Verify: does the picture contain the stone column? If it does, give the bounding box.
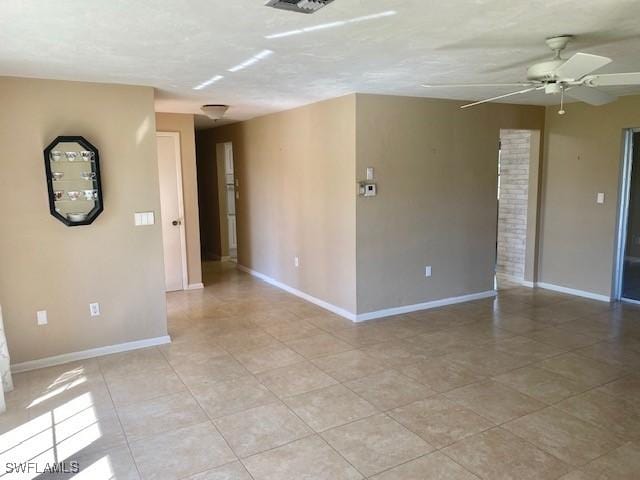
[0,304,13,413]
[497,130,531,281]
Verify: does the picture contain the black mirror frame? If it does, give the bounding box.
[44,136,104,226]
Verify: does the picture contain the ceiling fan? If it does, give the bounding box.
[422,35,640,114]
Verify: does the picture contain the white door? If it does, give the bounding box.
[157,132,188,292]
[226,184,236,215]
[228,215,237,249]
[224,143,234,175]
[222,142,238,251]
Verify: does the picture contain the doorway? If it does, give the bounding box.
[495,130,533,287]
[157,132,188,292]
[216,142,238,261]
[614,129,640,302]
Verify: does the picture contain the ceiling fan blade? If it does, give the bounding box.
[422,83,533,88]
[554,53,612,80]
[566,86,617,106]
[583,72,640,87]
[460,86,543,109]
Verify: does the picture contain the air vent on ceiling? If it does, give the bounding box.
[265,0,335,14]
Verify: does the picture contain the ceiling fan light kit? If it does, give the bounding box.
[423,35,640,114]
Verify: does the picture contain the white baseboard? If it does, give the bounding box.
[10,335,172,374]
[186,283,204,290]
[355,290,497,322]
[535,282,611,302]
[237,265,357,320]
[237,264,497,323]
[505,277,610,302]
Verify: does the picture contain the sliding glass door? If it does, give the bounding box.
[621,131,640,301]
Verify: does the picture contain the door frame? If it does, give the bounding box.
[215,141,238,260]
[495,129,541,287]
[612,128,640,302]
[223,142,238,251]
[157,131,189,291]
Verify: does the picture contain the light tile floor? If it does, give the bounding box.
[3,261,640,479]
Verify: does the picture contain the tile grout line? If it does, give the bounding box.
[62,268,638,479]
[175,330,337,478]
[218,339,386,477]
[97,352,146,480]
[161,344,254,479]
[365,451,482,480]
[273,388,370,478]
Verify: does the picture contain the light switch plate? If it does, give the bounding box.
[366,167,374,180]
[294,256,300,268]
[134,212,155,226]
[597,193,605,204]
[37,310,47,326]
[425,266,432,278]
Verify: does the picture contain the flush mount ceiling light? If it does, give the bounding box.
[265,0,335,14]
[201,104,229,120]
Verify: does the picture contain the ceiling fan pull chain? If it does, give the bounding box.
[558,86,566,115]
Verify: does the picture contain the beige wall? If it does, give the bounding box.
[203,95,357,313]
[355,94,545,313]
[155,113,202,286]
[538,96,640,296]
[199,93,546,316]
[0,77,168,364]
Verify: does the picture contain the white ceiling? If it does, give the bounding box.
[2,0,640,127]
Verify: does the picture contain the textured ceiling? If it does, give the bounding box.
[1,0,640,127]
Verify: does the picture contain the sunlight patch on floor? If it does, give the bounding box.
[0,366,102,479]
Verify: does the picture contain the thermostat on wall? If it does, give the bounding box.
[359,182,377,197]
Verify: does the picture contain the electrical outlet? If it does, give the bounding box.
[425,266,432,278]
[294,256,300,268]
[37,310,48,326]
[89,303,100,317]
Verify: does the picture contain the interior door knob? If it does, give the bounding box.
[172,220,181,226]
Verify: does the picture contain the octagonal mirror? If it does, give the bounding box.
[44,136,103,226]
